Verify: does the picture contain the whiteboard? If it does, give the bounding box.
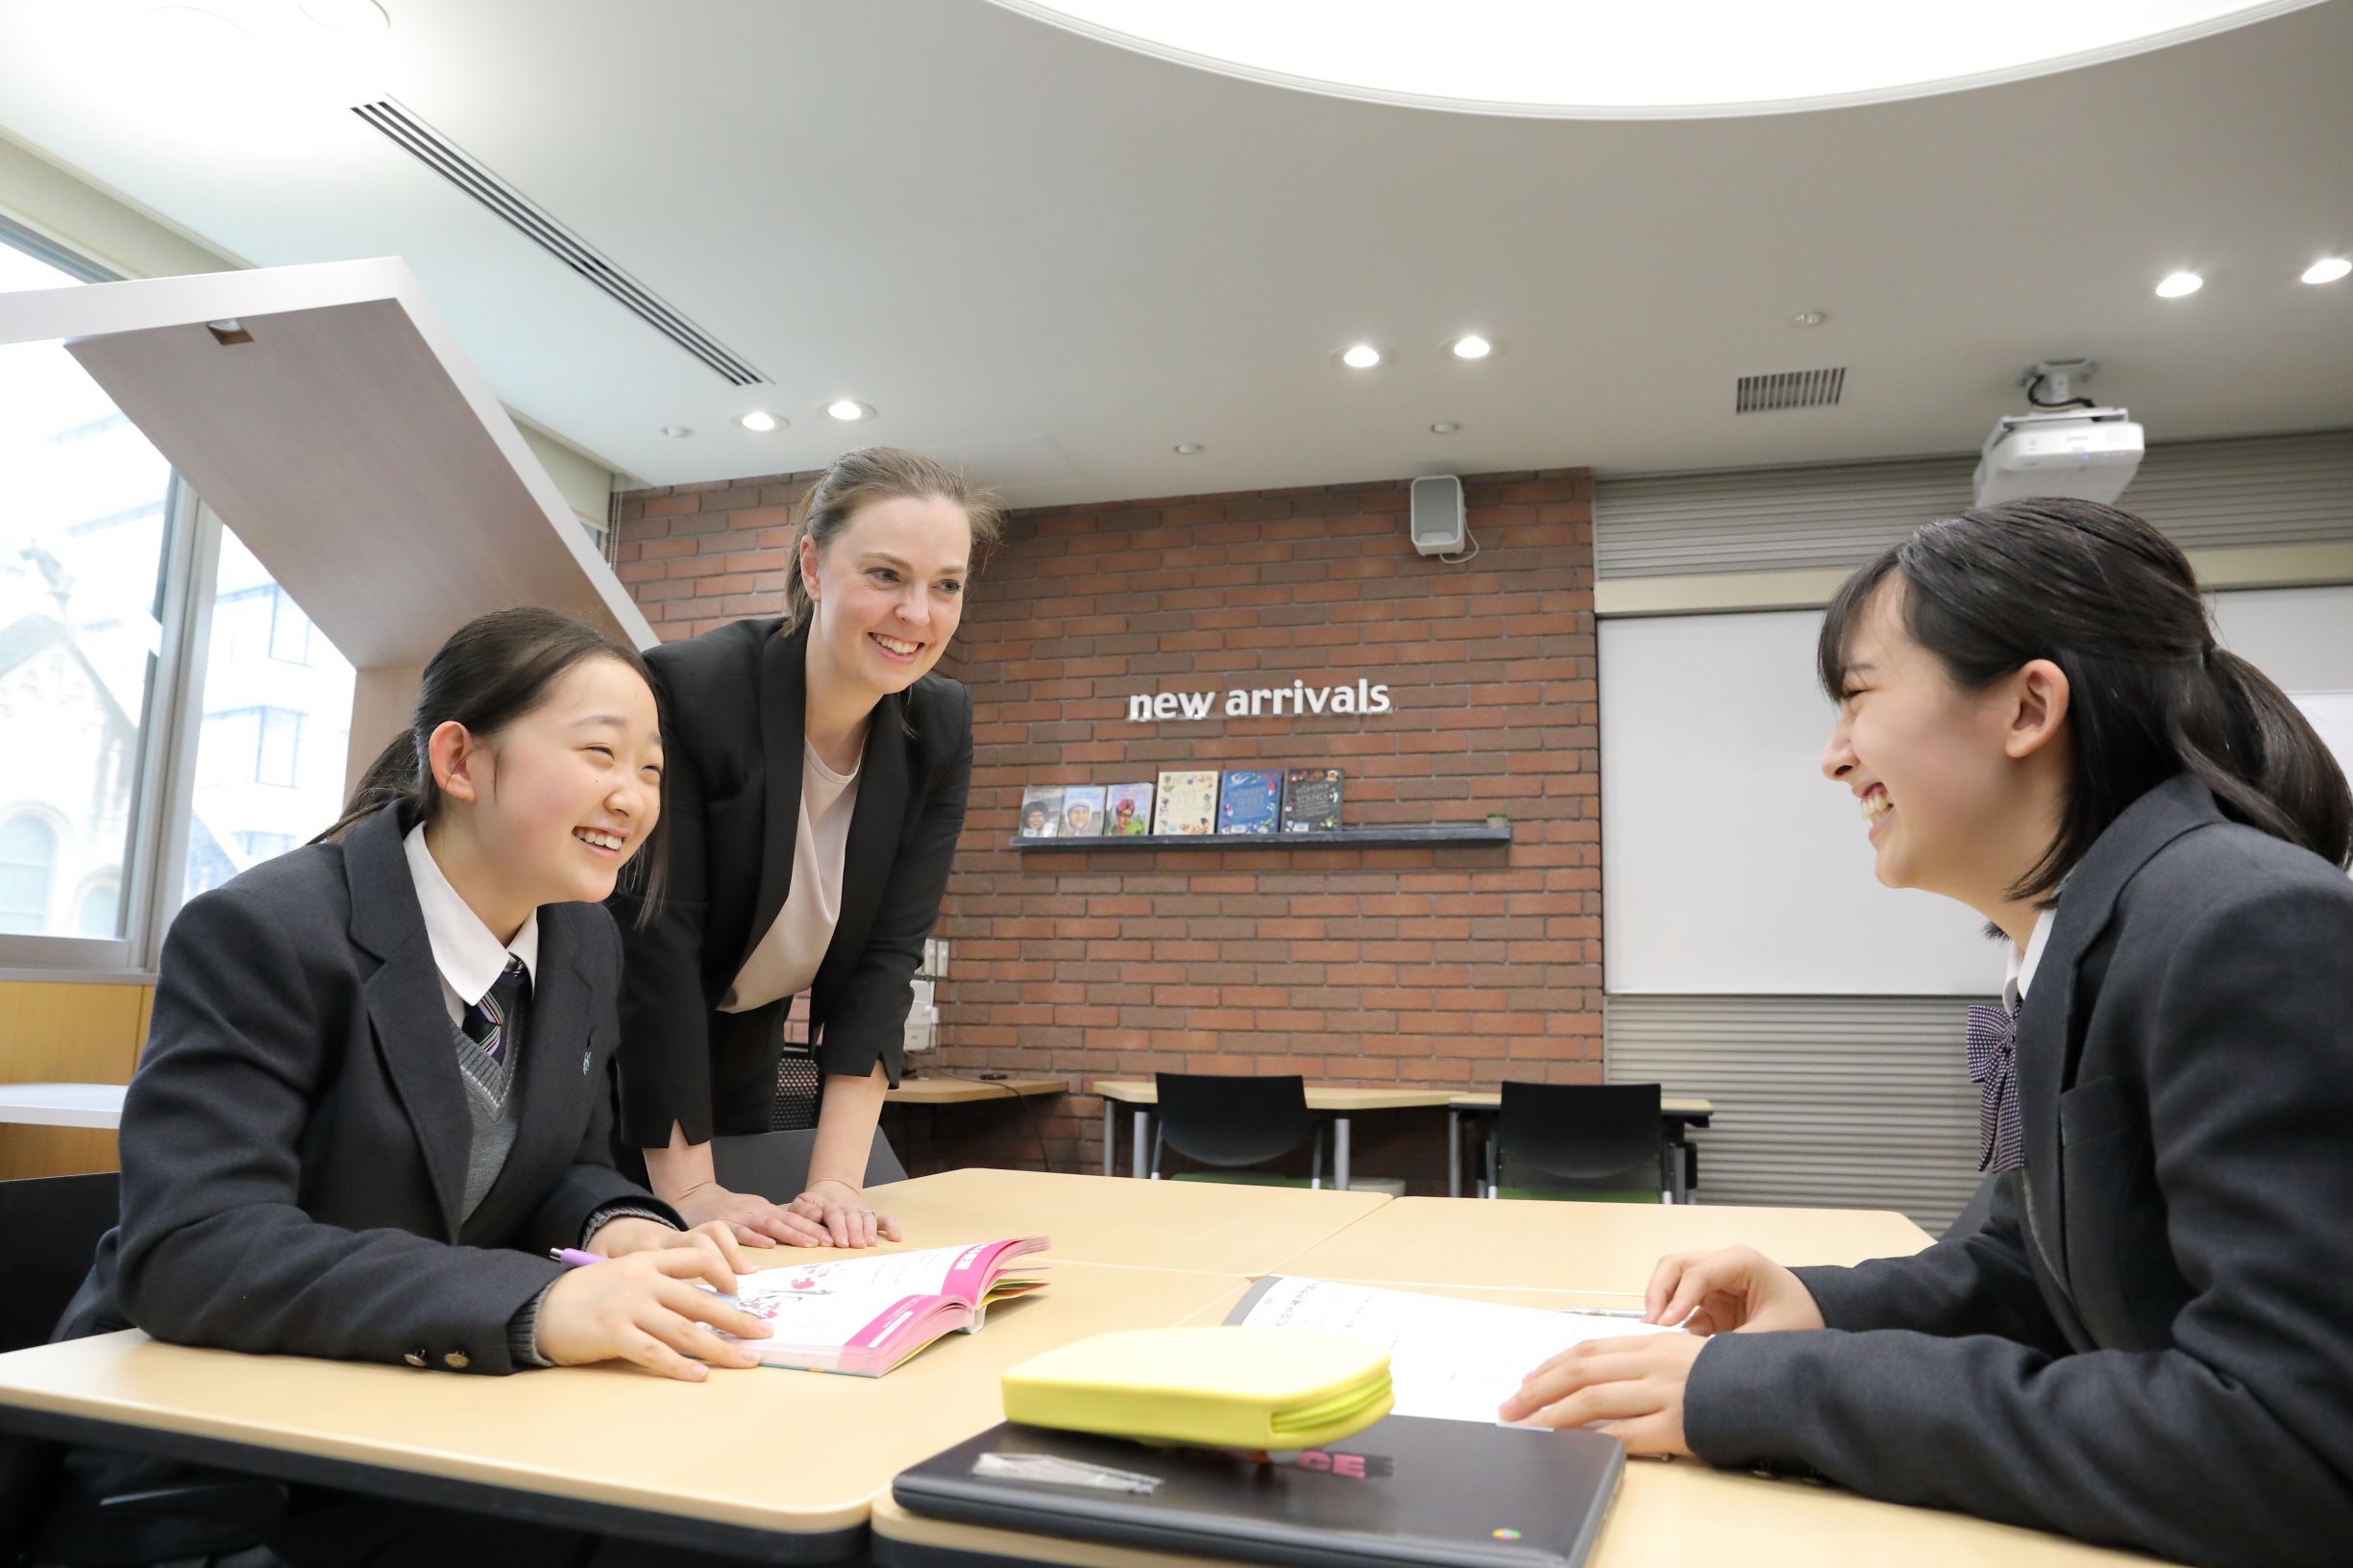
[1602,584,2353,995]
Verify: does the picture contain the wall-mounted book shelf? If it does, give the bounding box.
[1008,822,1513,852]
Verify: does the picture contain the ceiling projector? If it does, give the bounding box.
[1973,356,2143,507]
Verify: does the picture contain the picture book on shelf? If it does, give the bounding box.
[1216,769,1284,834]
[705,1237,1051,1377]
[1060,784,1107,837]
[1106,781,1155,836]
[1152,770,1218,836]
[1017,785,1065,837]
[1281,768,1345,832]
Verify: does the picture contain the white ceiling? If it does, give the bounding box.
[0,0,2347,507]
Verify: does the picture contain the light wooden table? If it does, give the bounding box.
[1267,1194,1934,1298]
[868,1166,1390,1276]
[870,1269,2156,1568]
[885,1074,1067,1106]
[0,1261,1244,1563]
[0,1081,127,1128]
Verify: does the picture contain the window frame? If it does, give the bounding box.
[0,227,221,980]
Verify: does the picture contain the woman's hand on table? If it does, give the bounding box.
[788,1178,902,1247]
[1645,1244,1826,1335]
[1499,1333,1706,1455]
[535,1247,772,1382]
[667,1181,834,1248]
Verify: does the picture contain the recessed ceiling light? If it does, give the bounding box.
[738,410,781,432]
[1429,421,1459,434]
[2154,271,2204,299]
[2302,257,2351,285]
[297,0,390,33]
[658,425,692,438]
[1788,309,1829,328]
[1339,344,1382,370]
[1450,334,1492,360]
[1174,442,1205,454]
[826,400,871,421]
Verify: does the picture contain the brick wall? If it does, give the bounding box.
[612,467,1601,1192]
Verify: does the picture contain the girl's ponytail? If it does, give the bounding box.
[313,730,426,844]
[2182,647,2353,869]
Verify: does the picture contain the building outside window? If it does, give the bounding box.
[0,237,174,942]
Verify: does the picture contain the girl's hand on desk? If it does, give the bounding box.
[1645,1245,1826,1335]
[1499,1334,1706,1456]
[536,1248,772,1381]
[588,1217,759,1293]
[670,1181,833,1248]
[789,1179,901,1248]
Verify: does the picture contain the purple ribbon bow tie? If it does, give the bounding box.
[1966,1001,2024,1174]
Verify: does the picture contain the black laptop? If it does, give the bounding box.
[893,1413,1624,1568]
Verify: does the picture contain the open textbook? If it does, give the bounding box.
[705,1237,1050,1376]
[1227,1275,1684,1425]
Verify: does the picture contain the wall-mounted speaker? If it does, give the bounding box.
[1409,475,1464,556]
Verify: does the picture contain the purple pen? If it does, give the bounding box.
[550,1248,607,1268]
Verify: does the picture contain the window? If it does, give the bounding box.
[0,815,60,934]
[1,230,177,948]
[181,527,354,898]
[77,880,121,938]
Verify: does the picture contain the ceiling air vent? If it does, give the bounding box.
[1735,367,1846,414]
[354,99,768,387]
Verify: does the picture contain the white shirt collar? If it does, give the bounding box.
[403,822,538,1009]
[2004,904,2056,1015]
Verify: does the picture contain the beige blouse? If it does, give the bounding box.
[718,742,861,1014]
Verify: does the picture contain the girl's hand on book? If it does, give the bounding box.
[670,1181,833,1249]
[789,1179,902,1248]
[536,1248,772,1381]
[1499,1333,1704,1455]
[1644,1245,1826,1335]
[588,1217,759,1294]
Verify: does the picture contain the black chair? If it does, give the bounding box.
[711,1125,908,1200]
[0,1173,121,1547]
[1486,1082,1673,1203]
[1149,1072,1323,1188]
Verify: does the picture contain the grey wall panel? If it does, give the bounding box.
[1595,429,2353,580]
[1608,994,1986,1235]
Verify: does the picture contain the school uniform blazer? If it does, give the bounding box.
[610,616,972,1148]
[57,801,674,1376]
[1684,773,2353,1567]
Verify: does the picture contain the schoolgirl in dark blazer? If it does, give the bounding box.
[612,448,999,1250]
[1502,501,2353,1567]
[42,609,771,1563]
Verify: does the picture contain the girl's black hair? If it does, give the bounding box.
[1819,497,2353,903]
[314,606,669,910]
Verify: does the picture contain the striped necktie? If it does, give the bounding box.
[1966,1000,2024,1173]
[461,956,528,1066]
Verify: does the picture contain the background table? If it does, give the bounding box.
[1090,1079,1457,1188]
[0,1081,127,1129]
[885,1074,1066,1106]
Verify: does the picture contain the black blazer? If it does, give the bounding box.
[58,801,671,1376]
[610,616,972,1147]
[1684,774,2353,1566]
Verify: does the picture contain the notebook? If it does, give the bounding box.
[894,1414,1624,1568]
[702,1237,1049,1376]
[1226,1276,1683,1424]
